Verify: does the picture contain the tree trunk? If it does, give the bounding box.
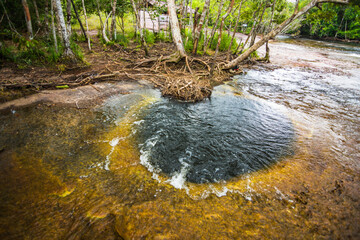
[204,0,224,54]
[335,9,345,38]
[192,0,210,54]
[66,0,72,36]
[263,0,277,61]
[96,0,104,32]
[44,0,49,35]
[130,0,149,56]
[210,0,234,75]
[21,0,33,40]
[111,0,117,40]
[223,0,349,69]
[188,0,193,27]
[81,0,91,50]
[53,0,74,57]
[70,0,87,42]
[192,7,199,39]
[167,0,186,56]
[179,0,186,31]
[32,0,41,27]
[50,0,58,52]
[214,0,234,56]
[102,12,111,43]
[202,10,210,53]
[227,0,245,59]
[249,2,268,48]
[121,16,125,35]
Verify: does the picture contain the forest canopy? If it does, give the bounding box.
[298,2,360,40]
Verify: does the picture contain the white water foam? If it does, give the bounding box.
[139,140,261,200]
[166,158,190,189]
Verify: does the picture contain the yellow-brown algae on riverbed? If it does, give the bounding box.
[0,85,359,239]
[89,97,359,239]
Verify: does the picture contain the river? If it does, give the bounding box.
[0,37,359,239]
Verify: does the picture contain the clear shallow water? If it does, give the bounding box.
[0,38,360,239]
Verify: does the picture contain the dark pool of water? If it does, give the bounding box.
[136,94,295,183]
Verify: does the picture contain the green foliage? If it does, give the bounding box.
[0,29,14,41]
[299,3,360,40]
[210,32,238,53]
[71,31,87,42]
[144,30,155,44]
[0,44,16,61]
[15,37,46,65]
[70,41,84,61]
[0,35,85,66]
[157,31,171,42]
[47,45,63,63]
[251,50,259,59]
[184,29,194,53]
[114,33,129,47]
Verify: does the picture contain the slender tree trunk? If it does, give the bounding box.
[167,0,186,56]
[214,0,234,55]
[121,16,125,35]
[344,20,347,39]
[204,0,224,54]
[22,0,33,40]
[111,0,117,40]
[192,7,199,39]
[210,0,234,75]
[227,0,245,59]
[81,0,91,50]
[264,0,277,61]
[142,7,146,41]
[188,0,193,27]
[335,9,345,38]
[44,0,49,34]
[70,0,87,42]
[249,2,268,48]
[54,0,74,57]
[66,0,72,36]
[202,10,210,53]
[237,6,260,54]
[32,0,41,27]
[192,0,210,54]
[50,0,58,52]
[1,0,21,37]
[96,0,104,32]
[130,0,149,56]
[106,11,110,34]
[179,0,186,31]
[223,0,349,70]
[102,12,111,43]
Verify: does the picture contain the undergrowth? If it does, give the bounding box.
[182,29,239,55]
[0,35,84,67]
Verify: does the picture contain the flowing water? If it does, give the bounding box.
[0,38,359,239]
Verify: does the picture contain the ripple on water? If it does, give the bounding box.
[136,94,295,184]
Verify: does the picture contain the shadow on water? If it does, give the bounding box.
[136,93,295,184]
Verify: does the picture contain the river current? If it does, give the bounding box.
[0,38,359,239]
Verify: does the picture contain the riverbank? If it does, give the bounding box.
[1,33,359,109]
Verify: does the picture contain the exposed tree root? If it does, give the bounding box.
[0,49,241,103]
[162,75,212,102]
[119,51,236,102]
